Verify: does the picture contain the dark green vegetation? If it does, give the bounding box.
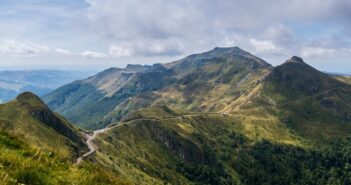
[0,93,127,185]
[7,47,351,184]
[95,107,351,185]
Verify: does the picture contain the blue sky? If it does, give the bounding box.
[0,0,350,73]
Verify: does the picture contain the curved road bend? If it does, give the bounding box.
[76,112,231,164]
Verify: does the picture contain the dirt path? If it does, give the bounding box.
[76,124,122,164]
[76,112,230,164]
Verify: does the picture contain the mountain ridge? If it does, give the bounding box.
[43,46,272,129]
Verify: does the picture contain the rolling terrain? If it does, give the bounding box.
[0,70,92,103]
[11,47,351,184]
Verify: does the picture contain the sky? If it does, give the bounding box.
[0,0,350,73]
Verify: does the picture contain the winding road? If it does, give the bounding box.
[76,128,106,164]
[76,112,232,164]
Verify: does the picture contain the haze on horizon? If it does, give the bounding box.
[0,0,350,73]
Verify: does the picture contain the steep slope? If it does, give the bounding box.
[91,56,351,184]
[101,47,272,127]
[95,106,351,185]
[44,64,176,129]
[255,57,351,141]
[0,92,86,157]
[0,92,126,185]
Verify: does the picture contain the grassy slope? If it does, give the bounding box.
[94,107,300,184]
[0,92,86,158]
[0,92,128,184]
[44,65,176,130]
[94,57,351,184]
[0,131,125,185]
[95,106,351,185]
[255,57,351,142]
[335,75,351,85]
[104,47,272,126]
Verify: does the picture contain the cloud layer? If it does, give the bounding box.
[0,39,71,57]
[84,0,351,62]
[0,0,351,72]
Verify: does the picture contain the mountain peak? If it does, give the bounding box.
[285,56,306,64]
[125,64,149,72]
[168,46,272,68]
[16,92,43,103]
[211,46,250,56]
[16,92,48,109]
[213,46,243,51]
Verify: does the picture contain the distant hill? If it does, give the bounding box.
[0,70,93,103]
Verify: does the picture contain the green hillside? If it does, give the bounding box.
[43,64,176,129]
[94,107,351,185]
[0,131,125,185]
[258,57,351,142]
[0,92,86,157]
[92,55,351,184]
[0,92,127,185]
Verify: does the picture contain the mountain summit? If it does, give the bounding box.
[286,56,305,64]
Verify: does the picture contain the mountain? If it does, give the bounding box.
[0,70,93,103]
[0,92,125,185]
[42,47,351,184]
[92,56,351,184]
[44,47,272,129]
[256,56,351,141]
[43,64,176,129]
[6,47,351,184]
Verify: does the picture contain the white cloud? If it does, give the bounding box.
[249,39,282,53]
[80,51,107,58]
[82,0,351,63]
[108,45,132,58]
[54,48,72,55]
[300,47,348,58]
[108,38,183,57]
[0,39,51,57]
[0,39,75,57]
[0,39,112,59]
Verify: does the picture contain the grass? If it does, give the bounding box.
[93,102,351,184]
[0,131,126,185]
[0,93,87,158]
[93,105,308,184]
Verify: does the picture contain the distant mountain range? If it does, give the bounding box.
[2,47,351,184]
[0,70,94,102]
